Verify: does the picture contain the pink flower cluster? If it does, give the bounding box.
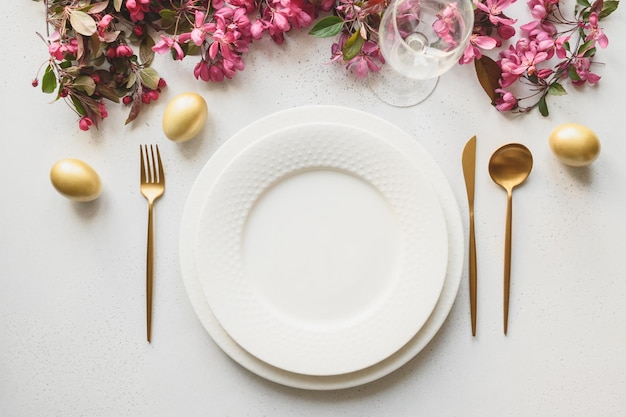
[462,0,612,113]
[151,0,318,82]
[432,2,464,51]
[329,34,385,78]
[324,0,386,78]
[36,0,617,130]
[125,0,151,22]
[47,32,78,61]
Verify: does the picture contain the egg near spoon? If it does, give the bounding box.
[549,123,600,167]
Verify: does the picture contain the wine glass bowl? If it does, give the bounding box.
[370,0,474,106]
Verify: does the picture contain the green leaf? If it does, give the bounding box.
[538,95,549,117]
[583,46,597,57]
[71,95,87,116]
[139,67,160,90]
[114,0,123,12]
[577,39,595,55]
[548,82,567,96]
[140,36,156,66]
[69,10,97,36]
[73,75,96,96]
[474,55,502,105]
[600,0,619,18]
[568,65,582,81]
[577,0,591,6]
[309,16,344,38]
[41,65,57,94]
[126,72,137,89]
[159,9,178,30]
[342,30,365,61]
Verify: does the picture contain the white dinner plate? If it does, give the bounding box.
[179,105,464,390]
[194,122,448,376]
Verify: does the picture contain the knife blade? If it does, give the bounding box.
[462,136,477,336]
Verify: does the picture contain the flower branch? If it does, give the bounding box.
[34,0,618,131]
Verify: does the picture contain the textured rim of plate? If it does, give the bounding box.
[179,105,464,390]
[194,121,448,376]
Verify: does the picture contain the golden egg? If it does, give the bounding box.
[50,158,102,202]
[549,123,600,167]
[162,92,208,142]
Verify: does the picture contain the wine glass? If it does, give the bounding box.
[369,0,474,107]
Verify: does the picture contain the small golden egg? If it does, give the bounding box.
[162,92,208,142]
[549,123,600,167]
[50,158,102,202]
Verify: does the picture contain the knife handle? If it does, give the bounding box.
[469,212,477,336]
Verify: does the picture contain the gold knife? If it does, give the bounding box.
[462,136,477,336]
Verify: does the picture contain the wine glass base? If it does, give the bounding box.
[368,65,439,107]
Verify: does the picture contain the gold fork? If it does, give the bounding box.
[140,144,165,343]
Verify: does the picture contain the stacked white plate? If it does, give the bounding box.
[179,105,464,390]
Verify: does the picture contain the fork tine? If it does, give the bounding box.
[150,145,157,183]
[140,145,146,184]
[155,145,164,184]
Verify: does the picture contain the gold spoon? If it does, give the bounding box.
[488,143,533,335]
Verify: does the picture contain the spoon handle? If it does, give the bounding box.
[503,190,513,335]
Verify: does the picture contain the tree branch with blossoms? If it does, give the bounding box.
[34,0,324,130]
[33,0,619,131]
[461,0,619,115]
[34,0,168,130]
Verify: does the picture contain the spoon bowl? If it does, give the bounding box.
[488,143,533,335]
[489,144,533,191]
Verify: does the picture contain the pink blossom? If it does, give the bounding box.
[318,0,336,12]
[287,0,316,29]
[116,44,134,58]
[48,38,79,61]
[98,14,113,30]
[570,57,601,86]
[555,34,570,59]
[78,116,94,131]
[433,2,462,50]
[152,35,185,60]
[497,45,522,87]
[497,23,516,40]
[346,41,384,78]
[535,67,553,79]
[187,11,217,46]
[125,0,150,22]
[584,12,609,48]
[459,34,497,64]
[329,35,384,78]
[98,102,108,119]
[194,60,211,82]
[229,0,257,13]
[494,88,517,111]
[474,0,517,26]
[252,0,316,43]
[520,19,556,38]
[526,0,558,20]
[500,38,549,76]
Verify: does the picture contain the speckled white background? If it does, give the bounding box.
[2,1,626,416]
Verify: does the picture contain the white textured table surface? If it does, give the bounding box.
[2,2,626,416]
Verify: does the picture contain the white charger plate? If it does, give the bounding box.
[179,105,464,390]
[194,122,448,376]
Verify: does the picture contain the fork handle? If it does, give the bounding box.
[146,201,155,343]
